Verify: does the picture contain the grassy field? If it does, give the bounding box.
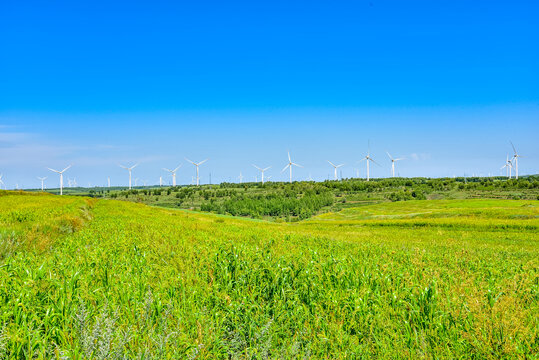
[0,192,537,358]
[40,176,539,223]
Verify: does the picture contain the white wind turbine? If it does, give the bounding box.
[185,158,208,186]
[37,176,47,191]
[327,161,344,180]
[510,141,522,179]
[253,165,271,184]
[107,177,111,188]
[163,164,182,186]
[281,151,303,183]
[386,152,404,177]
[47,165,72,195]
[238,172,244,184]
[501,155,513,179]
[119,163,138,190]
[359,145,379,181]
[0,174,4,190]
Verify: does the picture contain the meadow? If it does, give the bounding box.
[0,191,537,358]
[52,176,539,222]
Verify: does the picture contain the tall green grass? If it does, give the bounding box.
[0,194,537,358]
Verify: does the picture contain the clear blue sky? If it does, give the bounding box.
[1,0,538,188]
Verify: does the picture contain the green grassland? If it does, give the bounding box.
[0,191,537,358]
[44,176,539,223]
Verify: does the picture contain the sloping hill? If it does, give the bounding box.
[0,193,537,358]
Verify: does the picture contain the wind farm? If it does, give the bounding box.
[1,1,538,358]
[0,140,532,193]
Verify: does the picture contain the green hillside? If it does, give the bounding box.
[0,192,537,358]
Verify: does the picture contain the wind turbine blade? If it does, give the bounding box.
[327,160,336,167]
[252,164,262,171]
[370,158,382,167]
[199,159,208,165]
[288,151,291,162]
[185,158,196,165]
[281,164,290,173]
[263,166,271,171]
[130,163,139,170]
[163,168,172,173]
[386,152,393,160]
[394,158,405,161]
[173,164,183,172]
[292,163,303,168]
[48,168,60,173]
[336,164,344,168]
[510,141,517,154]
[358,158,366,163]
[61,165,72,173]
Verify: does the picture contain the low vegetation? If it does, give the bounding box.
[96,176,539,221]
[0,191,537,358]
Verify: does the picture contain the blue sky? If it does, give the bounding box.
[1,0,538,188]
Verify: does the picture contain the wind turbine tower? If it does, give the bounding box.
[238,172,243,184]
[253,165,271,184]
[37,176,47,191]
[185,159,208,186]
[163,164,182,187]
[119,163,138,190]
[0,174,4,190]
[386,152,404,177]
[281,151,303,183]
[359,144,379,181]
[47,165,72,195]
[510,141,522,179]
[327,161,344,180]
[501,155,513,179]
